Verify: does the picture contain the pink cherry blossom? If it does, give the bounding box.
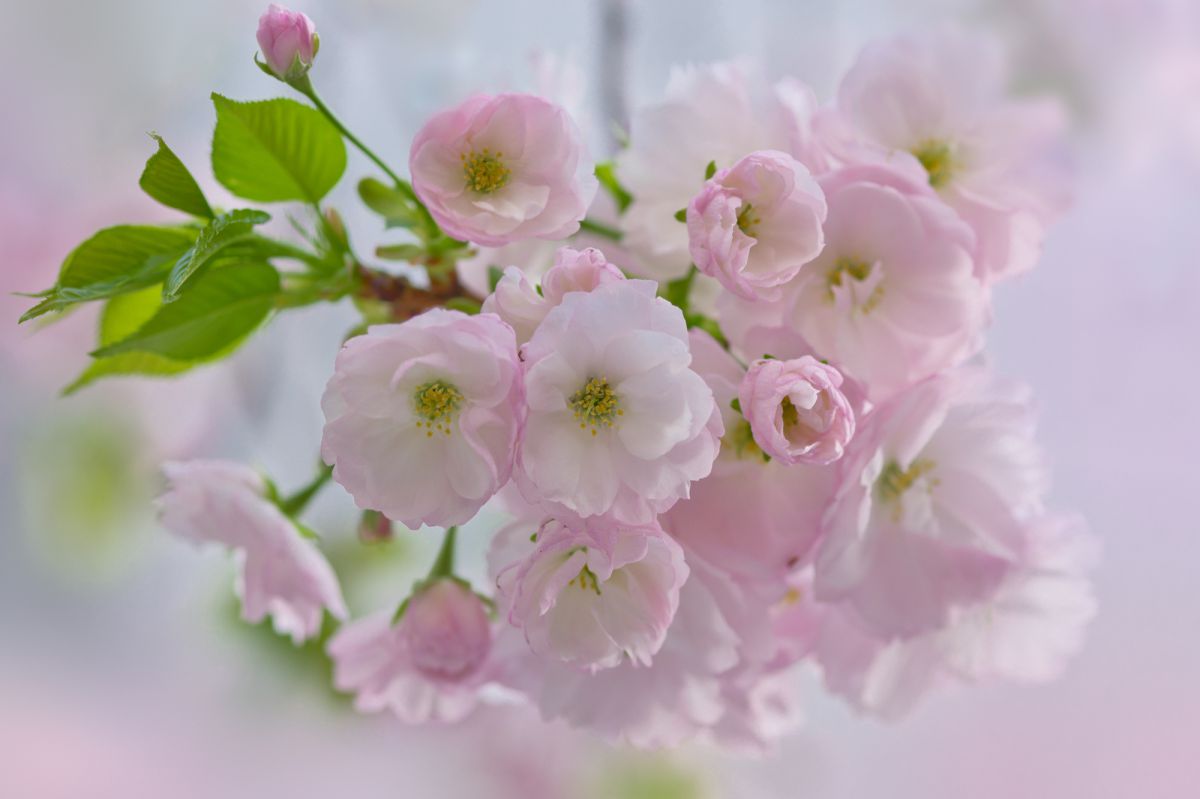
[662,331,837,588]
[781,164,987,403]
[815,368,1049,638]
[481,246,626,345]
[409,93,597,247]
[739,355,855,465]
[481,265,545,345]
[516,280,721,524]
[539,246,626,303]
[158,460,346,643]
[811,514,1097,718]
[256,4,317,80]
[492,531,783,748]
[831,28,1071,283]
[617,62,825,281]
[328,580,494,724]
[321,309,522,530]
[497,517,688,671]
[687,150,826,300]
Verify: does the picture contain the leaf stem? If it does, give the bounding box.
[290,76,440,236]
[579,217,624,241]
[279,462,334,516]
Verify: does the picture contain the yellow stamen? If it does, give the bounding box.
[413,380,463,436]
[461,148,511,194]
[569,377,621,434]
[911,139,957,189]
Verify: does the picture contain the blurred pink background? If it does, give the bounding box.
[2,1,1198,796]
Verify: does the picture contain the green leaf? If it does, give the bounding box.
[94,261,280,360]
[63,286,192,394]
[139,134,213,218]
[674,208,687,223]
[211,93,347,203]
[595,161,633,213]
[164,208,271,299]
[21,225,197,322]
[375,243,425,261]
[358,177,420,228]
[704,160,717,180]
[487,265,504,292]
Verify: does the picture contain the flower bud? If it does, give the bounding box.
[401,579,491,682]
[256,4,318,81]
[739,356,855,465]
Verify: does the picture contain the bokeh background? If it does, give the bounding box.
[2,1,1198,797]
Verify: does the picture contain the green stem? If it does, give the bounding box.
[426,526,458,580]
[279,463,334,516]
[291,76,403,186]
[290,77,440,238]
[579,217,624,241]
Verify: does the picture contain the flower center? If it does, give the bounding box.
[724,419,770,463]
[569,377,622,436]
[736,201,761,238]
[569,564,602,595]
[911,139,957,189]
[461,148,511,194]
[876,458,938,503]
[826,257,884,314]
[413,380,463,437]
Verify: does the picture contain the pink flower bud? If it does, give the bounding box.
[256,4,318,80]
[401,579,491,682]
[739,356,855,465]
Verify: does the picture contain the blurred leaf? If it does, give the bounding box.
[375,243,425,261]
[20,225,197,322]
[211,93,347,203]
[358,177,420,228]
[595,161,633,213]
[94,261,280,360]
[487,265,504,292]
[163,208,270,299]
[139,133,213,218]
[64,286,192,394]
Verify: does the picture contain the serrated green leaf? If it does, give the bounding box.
[358,177,419,228]
[164,208,271,299]
[63,286,192,394]
[211,94,347,203]
[95,262,280,360]
[20,225,197,322]
[139,134,213,218]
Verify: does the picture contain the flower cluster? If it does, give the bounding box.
[56,7,1092,752]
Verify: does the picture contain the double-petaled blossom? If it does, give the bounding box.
[815,368,1050,638]
[739,355,855,465]
[661,331,837,590]
[481,246,626,345]
[687,150,827,300]
[321,310,522,529]
[410,93,597,247]
[617,62,823,281]
[256,4,318,80]
[328,579,494,723]
[830,28,1071,283]
[780,164,987,403]
[516,280,721,524]
[497,517,689,671]
[810,514,1096,718]
[158,460,346,643]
